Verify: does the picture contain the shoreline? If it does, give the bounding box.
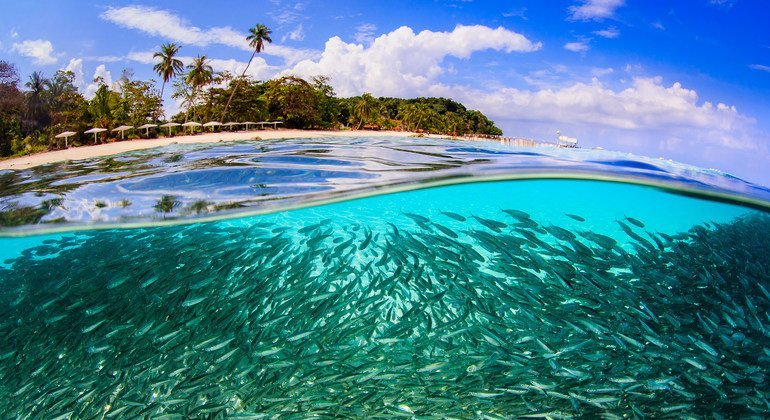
[0,129,446,170]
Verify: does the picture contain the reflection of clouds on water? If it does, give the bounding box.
[0,137,768,233]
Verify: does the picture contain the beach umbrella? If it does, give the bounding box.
[223,122,239,131]
[270,121,284,129]
[159,122,181,136]
[55,131,77,148]
[112,125,134,140]
[182,121,202,134]
[137,123,158,136]
[84,127,108,144]
[203,121,222,132]
[242,121,257,130]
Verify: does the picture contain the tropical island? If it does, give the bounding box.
[0,24,502,162]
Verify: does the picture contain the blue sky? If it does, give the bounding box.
[3,0,770,185]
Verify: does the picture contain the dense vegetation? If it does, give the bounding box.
[0,23,501,159]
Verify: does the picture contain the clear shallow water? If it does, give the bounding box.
[0,137,769,417]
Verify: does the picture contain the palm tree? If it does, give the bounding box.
[152,43,184,100]
[184,55,213,122]
[25,71,49,131]
[354,93,378,129]
[221,24,272,122]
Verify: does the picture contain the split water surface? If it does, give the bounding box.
[0,137,768,417]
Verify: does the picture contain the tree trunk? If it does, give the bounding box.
[159,81,166,119]
[221,49,257,122]
[185,88,197,125]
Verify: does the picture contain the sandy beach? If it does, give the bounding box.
[0,129,442,171]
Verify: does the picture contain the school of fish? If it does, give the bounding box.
[0,205,768,418]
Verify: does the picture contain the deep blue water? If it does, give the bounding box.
[0,137,768,417]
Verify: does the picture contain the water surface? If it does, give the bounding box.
[0,137,768,417]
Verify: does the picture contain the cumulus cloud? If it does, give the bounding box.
[568,0,625,21]
[286,24,541,97]
[63,58,85,91]
[593,27,620,38]
[430,77,753,148]
[100,5,317,65]
[11,39,57,65]
[564,41,590,52]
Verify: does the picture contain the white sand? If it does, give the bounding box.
[0,129,443,170]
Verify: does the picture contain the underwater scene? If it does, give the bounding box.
[1,137,769,418]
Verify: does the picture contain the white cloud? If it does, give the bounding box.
[100,5,317,65]
[354,23,378,44]
[63,58,85,91]
[282,24,305,42]
[286,24,541,97]
[10,28,18,38]
[568,0,625,21]
[593,27,620,38]
[429,77,753,148]
[11,39,57,65]
[749,64,770,73]
[126,51,156,65]
[564,41,590,52]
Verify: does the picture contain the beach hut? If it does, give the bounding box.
[203,121,222,132]
[55,131,76,148]
[182,121,202,134]
[137,123,158,137]
[84,127,108,144]
[159,122,181,136]
[112,125,134,140]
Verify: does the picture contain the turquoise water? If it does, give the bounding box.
[1,137,769,417]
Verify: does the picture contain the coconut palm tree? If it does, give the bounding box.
[353,93,378,129]
[221,24,272,122]
[152,42,184,100]
[184,55,213,122]
[25,71,49,131]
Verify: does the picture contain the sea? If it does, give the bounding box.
[0,136,768,418]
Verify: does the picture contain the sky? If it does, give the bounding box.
[3,0,770,185]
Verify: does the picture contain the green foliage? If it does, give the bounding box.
[153,42,184,99]
[120,79,163,129]
[264,76,320,128]
[0,61,24,156]
[154,195,180,215]
[221,23,273,121]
